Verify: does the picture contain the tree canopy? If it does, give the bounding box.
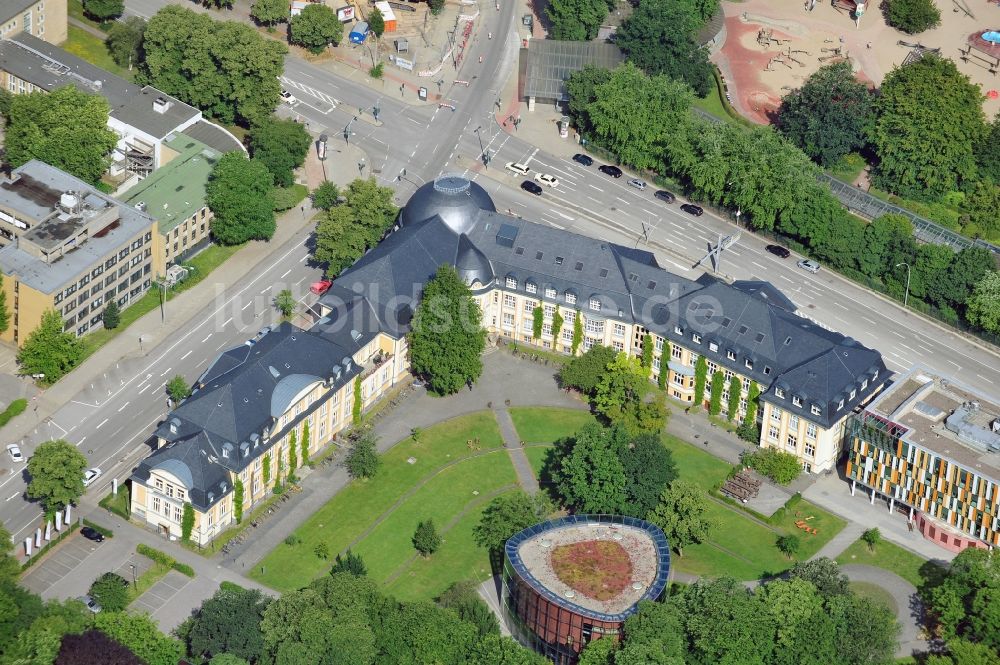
[105,17,147,70]
[290,4,342,54]
[884,0,941,34]
[84,0,124,21]
[965,270,1000,335]
[409,265,486,395]
[616,0,714,97]
[925,547,1000,651]
[473,491,552,553]
[141,6,287,126]
[313,178,397,276]
[206,153,276,245]
[593,352,667,435]
[5,87,117,186]
[777,62,875,167]
[94,612,184,665]
[647,480,710,555]
[250,0,287,26]
[249,117,312,188]
[18,310,84,385]
[88,573,129,612]
[559,345,617,395]
[26,440,88,514]
[869,55,986,199]
[545,0,608,41]
[184,586,272,663]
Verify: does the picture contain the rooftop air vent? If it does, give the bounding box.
[269,366,280,378]
[351,330,362,341]
[496,223,518,248]
[152,96,172,114]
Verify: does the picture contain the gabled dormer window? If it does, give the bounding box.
[505,276,517,289]
[708,342,719,352]
[810,405,821,416]
[861,379,868,390]
[727,350,736,361]
[792,395,802,407]
[526,281,537,294]
[673,325,683,335]
[849,389,856,400]
[745,359,753,370]
[692,333,702,344]
[775,387,785,399]
[588,297,599,310]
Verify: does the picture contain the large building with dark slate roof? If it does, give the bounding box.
[131,175,888,543]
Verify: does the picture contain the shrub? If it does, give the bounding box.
[82,519,113,538]
[89,572,130,611]
[284,535,300,546]
[172,562,195,577]
[413,519,442,556]
[885,0,940,34]
[315,541,330,559]
[369,63,384,79]
[0,398,27,427]
[137,543,175,567]
[744,448,802,484]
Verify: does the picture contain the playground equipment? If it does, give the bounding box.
[831,0,866,27]
[960,30,1000,75]
[953,0,975,20]
[757,28,791,48]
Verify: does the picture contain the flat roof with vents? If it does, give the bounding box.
[522,40,626,103]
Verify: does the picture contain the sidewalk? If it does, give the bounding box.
[494,408,540,493]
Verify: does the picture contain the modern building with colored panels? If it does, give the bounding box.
[845,366,1000,552]
[501,515,670,664]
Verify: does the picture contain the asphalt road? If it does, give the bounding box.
[5,0,998,541]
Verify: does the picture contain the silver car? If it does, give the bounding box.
[78,595,101,613]
[797,259,821,274]
[627,178,647,191]
[6,443,23,463]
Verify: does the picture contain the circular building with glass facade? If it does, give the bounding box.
[501,515,671,664]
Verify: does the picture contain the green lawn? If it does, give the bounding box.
[523,445,553,480]
[850,581,898,615]
[836,538,946,589]
[60,26,132,81]
[768,498,847,558]
[508,407,595,444]
[250,412,505,593]
[662,433,732,489]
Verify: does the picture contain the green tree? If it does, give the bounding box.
[571,310,583,355]
[352,376,363,424]
[926,547,1000,646]
[181,502,195,542]
[437,580,499,638]
[288,429,298,474]
[737,381,761,442]
[861,527,882,552]
[368,7,385,37]
[313,178,397,276]
[26,439,88,513]
[560,344,616,394]
[141,6,286,126]
[708,370,724,416]
[249,117,312,188]
[926,639,1000,665]
[5,87,117,186]
[314,541,330,559]
[345,431,380,479]
[413,519,441,556]
[622,433,677,518]
[166,375,190,403]
[473,491,552,554]
[640,334,654,376]
[858,213,915,278]
[233,479,244,524]
[251,0,287,26]
[330,549,367,576]
[788,558,850,597]
[693,356,708,408]
[290,3,342,53]
[546,0,608,40]
[746,448,802,484]
[551,309,565,349]
[105,16,146,70]
[209,654,249,665]
[427,0,444,13]
[963,180,1000,240]
[0,275,8,334]
[777,62,875,167]
[84,0,123,21]
[565,66,614,139]
[885,0,940,34]
[301,420,310,464]
[978,116,1000,185]
[727,376,742,422]
[966,271,1000,334]
[870,55,986,198]
[657,341,670,390]
[616,0,713,97]
[187,586,271,663]
[532,305,543,340]
[89,572,129,612]
[593,353,665,434]
[647,480,710,555]
[776,534,801,559]
[101,300,121,330]
[928,246,994,314]
[274,289,296,318]
[94,611,184,665]
[312,181,340,210]
[207,153,275,245]
[578,636,617,664]
[409,264,486,395]
[551,423,628,513]
[262,453,271,486]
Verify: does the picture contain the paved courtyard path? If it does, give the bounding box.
[494,408,539,493]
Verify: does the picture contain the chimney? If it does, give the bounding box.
[153,97,171,114]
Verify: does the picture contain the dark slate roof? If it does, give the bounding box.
[1,0,40,21]
[132,431,231,511]
[182,119,247,156]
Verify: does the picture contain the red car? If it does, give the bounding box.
[309,279,333,295]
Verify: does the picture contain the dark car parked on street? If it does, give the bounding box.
[654,190,676,204]
[765,244,791,258]
[572,153,593,166]
[680,203,704,216]
[598,165,622,178]
[521,180,543,195]
[80,527,104,543]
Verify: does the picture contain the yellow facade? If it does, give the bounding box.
[0,275,53,347]
[0,0,66,46]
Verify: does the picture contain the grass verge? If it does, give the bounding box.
[60,26,132,81]
[835,538,946,589]
[99,490,130,520]
[508,407,595,444]
[850,580,898,614]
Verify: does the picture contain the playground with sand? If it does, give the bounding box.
[712,0,1000,124]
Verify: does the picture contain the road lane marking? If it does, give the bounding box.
[223,317,233,327]
[890,331,905,339]
[861,316,876,325]
[117,402,129,412]
[281,269,292,278]
[588,184,602,192]
[242,301,253,311]
[181,350,193,360]
[96,419,108,429]
[137,384,150,395]
[7,492,18,501]
[977,373,995,384]
[201,334,212,343]
[260,286,271,295]
[834,302,849,311]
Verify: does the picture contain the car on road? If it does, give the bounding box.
[654,190,676,204]
[505,162,531,176]
[5,443,23,463]
[572,153,593,166]
[766,244,791,259]
[80,526,104,543]
[627,178,647,191]
[280,89,296,104]
[521,180,543,195]
[797,259,821,274]
[82,468,102,487]
[78,595,101,614]
[680,203,704,216]
[309,279,333,295]
[534,173,559,188]
[598,165,623,178]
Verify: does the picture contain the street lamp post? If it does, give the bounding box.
[129,564,136,588]
[896,262,911,308]
[474,126,488,168]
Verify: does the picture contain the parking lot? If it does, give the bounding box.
[130,570,191,618]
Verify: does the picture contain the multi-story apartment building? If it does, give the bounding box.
[845,366,1000,551]
[0,33,243,185]
[129,175,889,543]
[0,0,66,45]
[121,134,220,266]
[0,160,162,345]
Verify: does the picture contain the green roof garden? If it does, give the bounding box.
[122,133,220,235]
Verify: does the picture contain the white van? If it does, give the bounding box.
[505,161,531,176]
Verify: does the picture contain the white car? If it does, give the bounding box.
[280,89,297,104]
[78,595,101,614]
[82,468,102,487]
[797,259,821,274]
[6,443,23,463]
[504,161,531,176]
[627,178,647,191]
[534,173,559,188]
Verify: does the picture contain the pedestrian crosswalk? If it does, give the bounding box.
[278,76,339,108]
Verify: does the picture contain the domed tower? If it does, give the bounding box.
[401,174,497,234]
